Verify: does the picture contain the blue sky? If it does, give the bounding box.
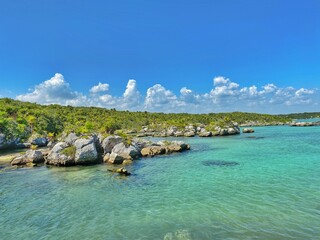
[0,0,319,113]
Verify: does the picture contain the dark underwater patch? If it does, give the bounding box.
[202,160,240,167]
[244,136,265,140]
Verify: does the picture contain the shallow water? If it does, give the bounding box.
[1,126,320,239]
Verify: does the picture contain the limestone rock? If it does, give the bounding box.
[11,150,44,166]
[115,167,131,176]
[108,167,131,176]
[64,132,79,145]
[102,135,123,154]
[227,127,237,135]
[74,138,99,165]
[132,138,152,151]
[141,146,166,157]
[198,131,212,137]
[46,142,75,166]
[184,131,195,137]
[174,131,184,137]
[243,128,255,133]
[31,137,48,147]
[108,152,125,164]
[112,142,140,160]
[122,159,133,165]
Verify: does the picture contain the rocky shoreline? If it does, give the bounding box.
[8,133,190,170]
[132,123,242,138]
[290,121,320,127]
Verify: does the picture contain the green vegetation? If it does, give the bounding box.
[1,98,313,141]
[281,112,320,120]
[61,146,76,157]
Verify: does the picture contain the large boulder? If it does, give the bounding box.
[184,131,195,137]
[174,131,184,137]
[170,141,190,151]
[157,140,190,153]
[31,137,48,147]
[198,131,212,137]
[243,128,255,133]
[167,126,177,136]
[106,152,125,164]
[227,127,237,135]
[74,138,99,165]
[141,146,166,157]
[111,142,140,160]
[132,138,152,151]
[102,135,123,154]
[214,125,240,136]
[46,142,75,166]
[64,132,79,145]
[11,150,44,166]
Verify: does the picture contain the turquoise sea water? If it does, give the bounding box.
[1,126,320,240]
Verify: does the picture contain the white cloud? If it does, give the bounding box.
[262,83,277,93]
[15,73,319,114]
[120,79,142,110]
[180,87,192,95]
[16,73,83,105]
[295,88,314,96]
[213,76,229,86]
[89,82,109,93]
[145,84,178,111]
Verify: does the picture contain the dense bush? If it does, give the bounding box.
[0,98,305,140]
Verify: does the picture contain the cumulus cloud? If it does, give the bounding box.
[15,73,319,114]
[89,82,109,93]
[16,73,84,105]
[213,76,230,86]
[144,84,179,111]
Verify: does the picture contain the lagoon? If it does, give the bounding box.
[1,126,320,239]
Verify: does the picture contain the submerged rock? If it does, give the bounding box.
[108,167,131,176]
[202,160,239,167]
[116,167,131,176]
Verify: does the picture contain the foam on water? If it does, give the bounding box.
[1,126,320,239]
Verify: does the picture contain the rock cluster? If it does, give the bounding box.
[140,140,190,157]
[137,123,241,138]
[11,133,191,167]
[11,150,45,166]
[290,121,320,127]
[103,138,190,164]
[45,134,101,166]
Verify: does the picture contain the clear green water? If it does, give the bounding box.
[1,126,320,240]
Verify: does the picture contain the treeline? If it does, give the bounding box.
[281,112,320,120]
[0,98,293,140]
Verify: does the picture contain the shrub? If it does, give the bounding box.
[61,146,76,157]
